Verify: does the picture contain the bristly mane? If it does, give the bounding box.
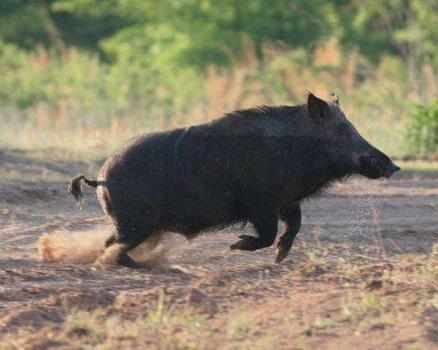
[223,105,304,120]
[235,105,274,117]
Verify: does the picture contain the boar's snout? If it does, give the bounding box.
[357,151,400,179]
[384,162,401,178]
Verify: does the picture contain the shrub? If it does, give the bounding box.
[407,101,438,156]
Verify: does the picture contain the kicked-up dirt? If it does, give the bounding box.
[0,149,437,349]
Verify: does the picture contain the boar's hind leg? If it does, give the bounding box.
[104,233,116,248]
[230,211,278,251]
[97,235,146,268]
[276,205,301,263]
[97,216,156,268]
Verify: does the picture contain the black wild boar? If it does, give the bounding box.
[69,93,400,267]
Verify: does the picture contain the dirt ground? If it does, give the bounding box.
[0,149,437,349]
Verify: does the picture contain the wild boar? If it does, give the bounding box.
[69,93,400,268]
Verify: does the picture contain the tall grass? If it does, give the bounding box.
[0,39,436,159]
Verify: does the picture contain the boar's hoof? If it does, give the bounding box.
[275,234,295,263]
[275,246,290,264]
[94,254,141,269]
[230,235,261,251]
[116,254,142,269]
[95,244,142,269]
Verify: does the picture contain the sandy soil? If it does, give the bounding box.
[0,149,437,349]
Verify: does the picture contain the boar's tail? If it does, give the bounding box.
[68,175,101,205]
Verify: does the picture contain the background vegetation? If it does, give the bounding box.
[0,0,437,157]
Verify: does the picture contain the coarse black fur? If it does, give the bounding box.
[70,93,400,267]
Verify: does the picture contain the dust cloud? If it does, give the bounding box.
[38,228,168,266]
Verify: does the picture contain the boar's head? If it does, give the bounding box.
[307,92,400,179]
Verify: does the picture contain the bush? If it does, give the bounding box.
[0,38,434,158]
[407,101,438,156]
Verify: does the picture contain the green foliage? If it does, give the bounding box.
[0,0,126,52]
[1,0,437,68]
[339,0,438,66]
[0,41,106,109]
[407,101,438,156]
[0,39,203,130]
[0,0,437,157]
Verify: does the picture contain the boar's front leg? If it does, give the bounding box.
[276,205,301,263]
[230,209,278,251]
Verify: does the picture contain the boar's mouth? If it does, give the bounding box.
[383,162,401,178]
[358,156,400,179]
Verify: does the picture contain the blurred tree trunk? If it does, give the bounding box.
[40,0,66,54]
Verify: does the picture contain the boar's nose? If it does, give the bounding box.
[384,162,400,178]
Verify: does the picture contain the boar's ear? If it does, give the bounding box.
[330,92,339,106]
[307,92,330,120]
